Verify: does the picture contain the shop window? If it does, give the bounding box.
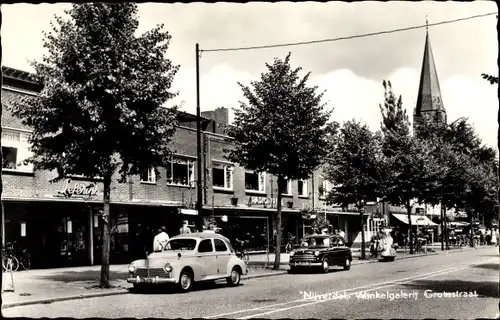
[2,146,18,169]
[141,167,156,184]
[198,239,213,253]
[212,162,233,190]
[298,179,308,197]
[245,171,265,192]
[166,158,195,187]
[214,239,228,252]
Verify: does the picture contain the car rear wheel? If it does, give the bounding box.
[343,258,351,270]
[226,267,241,286]
[179,270,194,292]
[321,258,330,273]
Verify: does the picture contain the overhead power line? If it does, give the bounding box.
[201,12,497,53]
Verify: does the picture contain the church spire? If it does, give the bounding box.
[413,17,447,127]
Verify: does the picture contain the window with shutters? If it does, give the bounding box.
[141,167,156,184]
[1,128,33,173]
[166,157,195,187]
[298,179,308,197]
[212,162,233,190]
[245,171,266,193]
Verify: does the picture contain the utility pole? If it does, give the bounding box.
[195,43,203,216]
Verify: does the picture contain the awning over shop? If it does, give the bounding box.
[392,213,438,226]
[449,221,470,227]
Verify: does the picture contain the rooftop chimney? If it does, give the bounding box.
[201,107,229,134]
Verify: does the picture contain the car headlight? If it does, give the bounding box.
[314,251,320,256]
[164,263,172,273]
[128,263,136,273]
[289,251,294,257]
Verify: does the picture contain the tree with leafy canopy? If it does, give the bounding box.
[225,53,332,270]
[8,3,179,287]
[417,117,499,241]
[323,120,384,259]
[379,80,445,254]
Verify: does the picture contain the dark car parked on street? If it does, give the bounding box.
[289,234,352,273]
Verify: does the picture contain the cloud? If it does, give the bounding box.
[441,75,498,147]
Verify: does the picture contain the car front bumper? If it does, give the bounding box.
[289,261,322,267]
[127,276,177,284]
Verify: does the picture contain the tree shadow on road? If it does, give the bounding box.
[128,280,249,295]
[473,263,499,271]
[37,270,129,283]
[401,280,499,298]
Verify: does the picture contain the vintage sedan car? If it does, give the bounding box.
[289,234,353,273]
[127,232,248,292]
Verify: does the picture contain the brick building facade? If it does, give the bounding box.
[1,66,381,268]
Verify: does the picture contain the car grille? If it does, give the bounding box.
[134,268,169,278]
[291,254,317,262]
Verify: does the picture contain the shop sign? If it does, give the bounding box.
[247,196,284,208]
[55,179,99,199]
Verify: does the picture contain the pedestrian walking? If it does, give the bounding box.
[485,228,492,245]
[492,228,498,246]
[179,220,191,234]
[153,226,169,251]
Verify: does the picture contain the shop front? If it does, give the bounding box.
[2,199,97,268]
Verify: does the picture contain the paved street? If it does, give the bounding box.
[3,246,498,319]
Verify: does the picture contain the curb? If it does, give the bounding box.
[242,271,288,280]
[2,271,288,309]
[1,289,130,310]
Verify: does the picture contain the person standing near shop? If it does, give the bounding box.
[153,227,169,251]
[179,220,191,234]
[339,229,346,240]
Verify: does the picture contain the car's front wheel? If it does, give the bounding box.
[227,267,241,286]
[343,257,351,270]
[179,270,194,292]
[321,258,330,273]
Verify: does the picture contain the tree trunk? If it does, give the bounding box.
[468,208,474,248]
[440,188,444,251]
[273,175,283,270]
[407,199,413,254]
[100,173,112,288]
[359,203,366,259]
[444,206,449,250]
[498,106,500,234]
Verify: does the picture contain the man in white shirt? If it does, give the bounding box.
[339,229,346,240]
[153,226,169,251]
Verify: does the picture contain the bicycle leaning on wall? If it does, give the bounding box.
[1,242,31,271]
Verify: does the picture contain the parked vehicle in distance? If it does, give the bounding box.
[127,232,248,292]
[289,234,353,273]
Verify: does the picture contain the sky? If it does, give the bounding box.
[2,2,498,147]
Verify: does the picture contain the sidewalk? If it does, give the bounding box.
[1,264,285,309]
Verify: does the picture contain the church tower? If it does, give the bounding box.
[413,21,447,129]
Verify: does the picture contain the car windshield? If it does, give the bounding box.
[164,239,197,251]
[301,237,330,247]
